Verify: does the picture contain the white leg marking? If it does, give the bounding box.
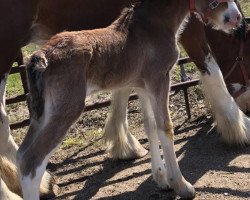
[139,92,169,189]
[104,88,148,159]
[157,130,195,198]
[86,82,100,96]
[0,177,22,200]
[21,156,49,200]
[202,55,250,144]
[0,74,18,162]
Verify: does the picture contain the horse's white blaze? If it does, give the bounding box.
[21,154,51,200]
[215,2,241,31]
[201,54,250,144]
[139,93,169,188]
[227,2,241,20]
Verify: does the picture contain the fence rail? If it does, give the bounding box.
[7,17,250,129]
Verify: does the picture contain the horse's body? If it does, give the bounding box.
[17,1,241,199]
[181,14,250,112]
[0,0,246,199]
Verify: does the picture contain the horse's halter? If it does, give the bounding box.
[189,0,234,23]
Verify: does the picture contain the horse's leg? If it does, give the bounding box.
[17,68,86,200]
[103,88,148,160]
[0,72,18,163]
[137,89,169,189]
[201,55,250,145]
[235,89,250,113]
[145,74,195,199]
[0,72,25,198]
[0,71,55,198]
[0,175,22,200]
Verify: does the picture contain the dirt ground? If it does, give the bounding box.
[10,87,250,200]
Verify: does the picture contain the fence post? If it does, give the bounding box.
[180,64,191,119]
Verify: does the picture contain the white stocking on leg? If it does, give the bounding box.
[201,55,250,145]
[104,88,148,160]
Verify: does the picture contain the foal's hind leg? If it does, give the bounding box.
[0,72,55,198]
[17,82,86,200]
[103,88,148,160]
[145,74,195,199]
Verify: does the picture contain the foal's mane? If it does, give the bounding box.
[112,1,142,31]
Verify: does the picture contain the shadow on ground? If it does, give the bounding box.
[47,116,250,200]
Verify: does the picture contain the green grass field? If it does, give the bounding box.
[6,1,250,99]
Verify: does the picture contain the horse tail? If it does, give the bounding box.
[26,51,48,120]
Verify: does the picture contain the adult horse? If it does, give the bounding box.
[18,0,241,199]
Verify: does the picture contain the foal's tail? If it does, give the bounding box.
[26,51,48,120]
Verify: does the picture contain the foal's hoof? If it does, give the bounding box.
[172,177,195,199]
[40,171,59,199]
[129,145,148,160]
[153,168,170,190]
[108,134,148,160]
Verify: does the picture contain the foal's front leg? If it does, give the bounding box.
[137,89,169,189]
[145,74,195,199]
[103,88,148,160]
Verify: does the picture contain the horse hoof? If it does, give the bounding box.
[153,168,170,190]
[40,171,60,199]
[172,177,195,199]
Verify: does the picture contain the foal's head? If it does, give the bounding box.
[194,0,242,30]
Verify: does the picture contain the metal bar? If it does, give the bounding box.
[183,88,191,119]
[6,94,27,105]
[9,66,26,74]
[246,17,250,24]
[16,52,29,94]
[180,64,192,118]
[10,119,30,130]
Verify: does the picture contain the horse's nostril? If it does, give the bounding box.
[224,15,230,24]
[237,14,241,22]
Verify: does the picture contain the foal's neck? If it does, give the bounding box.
[112,0,190,37]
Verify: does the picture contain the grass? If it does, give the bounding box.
[239,0,250,15]
[6,44,39,98]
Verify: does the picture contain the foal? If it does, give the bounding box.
[18,0,241,199]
